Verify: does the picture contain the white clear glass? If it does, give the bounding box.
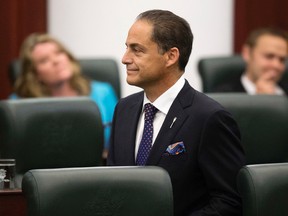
[0,159,16,190]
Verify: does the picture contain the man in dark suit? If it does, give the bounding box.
[107,9,245,216]
[216,27,288,95]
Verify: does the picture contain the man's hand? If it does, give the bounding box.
[255,72,278,94]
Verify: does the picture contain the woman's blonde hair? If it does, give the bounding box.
[14,33,91,97]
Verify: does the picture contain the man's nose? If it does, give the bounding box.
[122,50,133,65]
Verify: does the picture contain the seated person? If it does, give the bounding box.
[10,33,118,150]
[218,27,288,95]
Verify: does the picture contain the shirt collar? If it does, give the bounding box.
[143,76,185,114]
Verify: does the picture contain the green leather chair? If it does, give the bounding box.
[9,58,121,98]
[198,55,288,93]
[207,93,288,165]
[0,97,104,188]
[237,163,288,216]
[22,166,174,216]
[79,58,121,98]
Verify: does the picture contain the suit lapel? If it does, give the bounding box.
[146,81,195,165]
[126,95,144,164]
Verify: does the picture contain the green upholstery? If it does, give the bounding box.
[22,166,173,216]
[9,58,121,98]
[198,55,288,93]
[198,55,245,92]
[0,97,104,187]
[79,58,121,98]
[207,93,288,165]
[237,163,288,216]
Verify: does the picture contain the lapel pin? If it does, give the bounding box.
[169,117,177,128]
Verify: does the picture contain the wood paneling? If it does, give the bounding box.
[0,0,47,99]
[0,189,26,216]
[234,0,288,53]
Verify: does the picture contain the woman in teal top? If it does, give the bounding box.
[89,81,117,149]
[11,33,118,150]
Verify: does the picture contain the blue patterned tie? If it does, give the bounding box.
[136,103,158,166]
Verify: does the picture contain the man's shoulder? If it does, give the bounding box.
[119,91,144,104]
[114,91,143,115]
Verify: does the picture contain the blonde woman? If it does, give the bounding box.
[10,33,118,149]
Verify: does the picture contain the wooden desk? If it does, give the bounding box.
[0,189,26,216]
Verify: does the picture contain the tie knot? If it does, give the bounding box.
[144,103,158,122]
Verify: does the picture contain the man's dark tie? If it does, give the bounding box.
[136,103,158,166]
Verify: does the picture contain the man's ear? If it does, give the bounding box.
[165,47,180,67]
[241,45,251,62]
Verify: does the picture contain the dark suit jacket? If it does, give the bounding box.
[214,78,246,93]
[107,81,246,216]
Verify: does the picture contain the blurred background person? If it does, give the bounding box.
[217,27,288,95]
[10,33,118,150]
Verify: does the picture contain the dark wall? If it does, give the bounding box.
[234,0,288,53]
[0,0,47,99]
[1,1,287,98]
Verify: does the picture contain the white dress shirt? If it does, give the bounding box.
[135,76,185,158]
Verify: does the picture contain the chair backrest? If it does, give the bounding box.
[22,166,174,216]
[9,58,121,98]
[198,55,288,93]
[79,58,121,98]
[0,97,104,187]
[237,163,288,216]
[207,93,288,165]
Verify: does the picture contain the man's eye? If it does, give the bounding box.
[265,54,274,59]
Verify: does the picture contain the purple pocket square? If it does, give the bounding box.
[164,142,186,156]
